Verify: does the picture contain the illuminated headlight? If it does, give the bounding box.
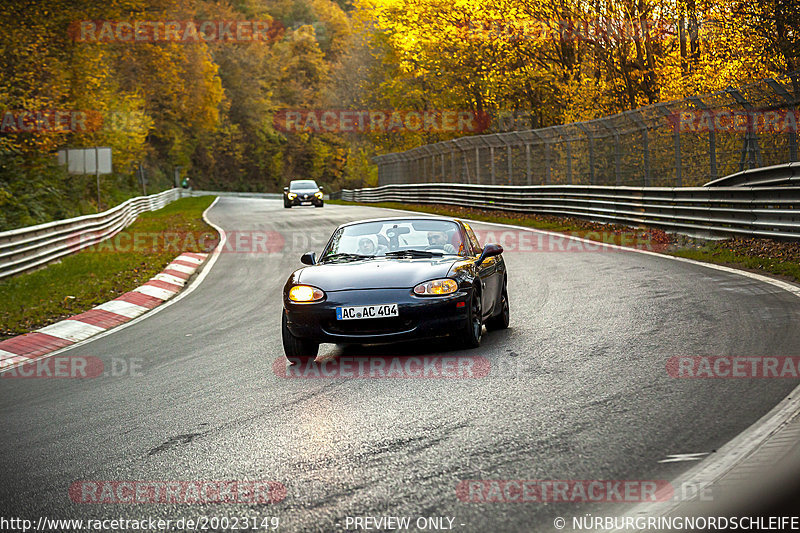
[413,279,458,296]
[314,191,323,199]
[287,193,297,200]
[289,285,325,302]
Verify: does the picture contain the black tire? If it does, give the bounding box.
[486,284,509,331]
[315,202,324,208]
[282,312,318,364]
[284,202,291,208]
[460,289,482,348]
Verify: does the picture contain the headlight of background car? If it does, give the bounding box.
[287,192,297,200]
[289,285,325,302]
[314,191,323,199]
[413,278,458,296]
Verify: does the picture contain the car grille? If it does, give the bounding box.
[323,317,417,336]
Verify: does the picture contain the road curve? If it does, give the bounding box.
[2,198,799,532]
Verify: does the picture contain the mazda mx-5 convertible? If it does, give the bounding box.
[281,217,509,364]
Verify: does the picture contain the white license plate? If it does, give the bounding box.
[301,201,312,205]
[336,304,399,320]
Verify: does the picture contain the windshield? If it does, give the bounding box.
[289,180,319,191]
[321,219,466,260]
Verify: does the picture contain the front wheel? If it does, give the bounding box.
[486,285,509,331]
[460,290,482,348]
[282,312,318,364]
[315,202,324,208]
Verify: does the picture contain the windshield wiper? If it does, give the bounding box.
[385,249,443,258]
[321,253,373,263]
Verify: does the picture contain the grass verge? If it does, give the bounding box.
[0,195,217,340]
[329,199,800,284]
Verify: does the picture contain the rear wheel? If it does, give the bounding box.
[282,312,318,364]
[486,284,509,331]
[460,289,482,348]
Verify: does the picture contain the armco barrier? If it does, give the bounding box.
[0,189,180,280]
[704,161,800,188]
[338,183,800,240]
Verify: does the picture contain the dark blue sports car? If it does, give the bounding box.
[281,216,509,364]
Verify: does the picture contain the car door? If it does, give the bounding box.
[462,223,499,318]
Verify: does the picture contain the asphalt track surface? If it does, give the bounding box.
[2,198,800,532]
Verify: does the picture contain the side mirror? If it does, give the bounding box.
[476,243,503,265]
[318,185,324,191]
[283,186,289,192]
[300,252,316,265]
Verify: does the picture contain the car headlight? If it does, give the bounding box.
[413,278,458,296]
[314,191,323,199]
[287,193,297,200]
[288,285,325,302]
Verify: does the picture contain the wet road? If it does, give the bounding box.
[2,198,799,532]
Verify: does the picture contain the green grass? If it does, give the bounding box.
[0,196,217,339]
[672,244,800,282]
[331,199,800,283]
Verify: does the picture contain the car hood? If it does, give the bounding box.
[296,258,458,290]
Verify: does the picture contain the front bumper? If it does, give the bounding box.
[284,288,470,343]
[285,194,323,206]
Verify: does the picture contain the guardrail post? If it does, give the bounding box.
[765,77,799,162]
[601,119,621,186]
[577,124,594,185]
[526,143,532,185]
[490,145,496,185]
[507,144,513,185]
[728,87,762,171]
[657,104,682,186]
[628,111,651,186]
[674,127,682,186]
[531,130,549,184]
[689,96,717,181]
[566,139,573,185]
[474,147,480,185]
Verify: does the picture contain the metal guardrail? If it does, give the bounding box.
[0,189,180,280]
[704,162,800,188]
[338,183,800,240]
